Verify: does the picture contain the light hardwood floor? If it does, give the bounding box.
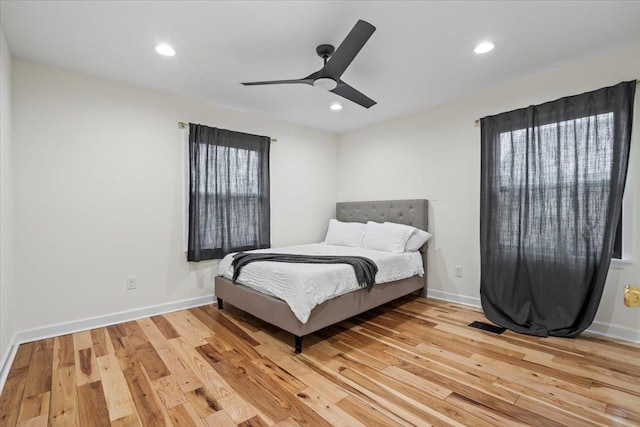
[1,296,639,426]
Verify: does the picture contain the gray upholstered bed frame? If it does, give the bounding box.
[215,199,429,353]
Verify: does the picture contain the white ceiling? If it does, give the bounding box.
[2,1,639,134]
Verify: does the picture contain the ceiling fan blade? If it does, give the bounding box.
[241,79,313,86]
[331,81,376,108]
[321,20,376,79]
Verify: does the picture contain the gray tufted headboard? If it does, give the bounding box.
[336,199,428,233]
[336,199,429,294]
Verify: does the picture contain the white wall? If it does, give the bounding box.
[337,45,640,341]
[12,58,338,332]
[0,28,15,362]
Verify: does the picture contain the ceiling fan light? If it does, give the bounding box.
[313,78,338,91]
[330,103,343,111]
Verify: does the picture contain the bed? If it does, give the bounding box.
[214,199,429,353]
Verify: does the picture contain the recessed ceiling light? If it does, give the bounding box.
[155,44,176,56]
[474,41,494,54]
[330,103,343,111]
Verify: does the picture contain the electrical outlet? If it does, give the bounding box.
[454,265,463,278]
[126,276,137,290]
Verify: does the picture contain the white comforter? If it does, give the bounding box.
[218,243,423,323]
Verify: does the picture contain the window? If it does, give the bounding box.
[496,112,624,259]
[187,124,270,262]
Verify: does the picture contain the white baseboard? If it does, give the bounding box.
[0,294,214,394]
[426,288,481,308]
[425,289,639,344]
[0,336,16,374]
[0,334,19,395]
[585,321,640,343]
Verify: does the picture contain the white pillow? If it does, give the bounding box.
[323,219,366,247]
[383,222,432,251]
[404,228,432,251]
[360,221,415,253]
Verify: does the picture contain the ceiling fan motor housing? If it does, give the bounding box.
[316,44,335,61]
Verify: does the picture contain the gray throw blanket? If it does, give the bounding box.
[231,253,379,291]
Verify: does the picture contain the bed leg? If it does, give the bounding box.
[217,298,224,310]
[294,336,302,354]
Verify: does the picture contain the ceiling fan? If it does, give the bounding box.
[242,20,377,109]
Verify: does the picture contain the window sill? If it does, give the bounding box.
[610,258,634,269]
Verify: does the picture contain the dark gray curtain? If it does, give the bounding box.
[188,123,270,261]
[480,81,635,337]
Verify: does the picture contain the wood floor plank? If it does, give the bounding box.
[336,353,492,427]
[604,405,640,426]
[203,409,237,427]
[107,331,170,426]
[137,317,171,352]
[16,414,47,427]
[515,394,601,427]
[444,392,528,427]
[164,311,213,347]
[74,346,100,386]
[120,321,152,350]
[167,403,205,427]
[48,366,79,427]
[91,328,115,357]
[382,341,520,404]
[17,391,49,423]
[77,382,110,427]
[295,354,410,425]
[151,314,181,340]
[272,417,303,427]
[10,343,34,371]
[295,387,367,427]
[335,395,405,427]
[0,366,29,426]
[173,369,204,393]
[237,415,271,427]
[382,364,452,399]
[96,354,137,421]
[186,386,222,418]
[170,336,234,399]
[22,349,53,399]
[73,331,93,351]
[142,322,195,387]
[217,356,334,426]
[337,366,453,426]
[227,353,336,427]
[110,413,142,427]
[202,323,262,360]
[125,361,168,425]
[203,357,287,425]
[217,392,258,424]
[250,356,307,395]
[152,374,189,410]
[194,306,261,347]
[52,334,75,370]
[32,338,54,353]
[134,341,170,381]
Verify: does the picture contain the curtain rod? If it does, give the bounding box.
[474,79,640,127]
[178,122,277,142]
